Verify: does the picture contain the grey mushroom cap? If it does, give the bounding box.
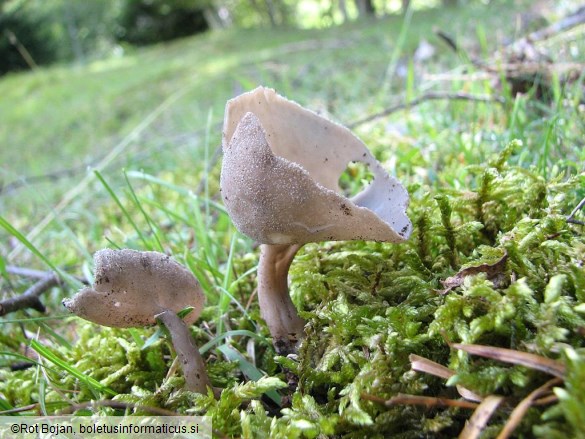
[220,87,412,245]
[63,249,205,327]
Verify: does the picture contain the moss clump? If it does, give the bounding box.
[1,141,583,438]
[277,140,585,438]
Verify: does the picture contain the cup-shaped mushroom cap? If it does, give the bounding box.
[220,86,412,245]
[63,249,205,328]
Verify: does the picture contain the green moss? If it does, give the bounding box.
[1,139,583,437]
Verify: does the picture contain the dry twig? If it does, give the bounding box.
[0,274,58,316]
[452,343,565,378]
[496,378,562,439]
[566,196,585,226]
[1,267,86,317]
[409,354,483,402]
[348,92,504,129]
[459,395,505,439]
[56,400,178,416]
[361,392,479,410]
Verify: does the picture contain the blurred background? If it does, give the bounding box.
[2,0,581,75]
[1,0,583,258]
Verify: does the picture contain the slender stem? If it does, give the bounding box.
[257,243,305,355]
[155,309,212,394]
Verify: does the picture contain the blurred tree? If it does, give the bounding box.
[338,0,349,22]
[0,1,60,74]
[116,0,209,45]
[355,0,375,18]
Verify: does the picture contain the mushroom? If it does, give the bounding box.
[63,248,211,394]
[220,87,412,355]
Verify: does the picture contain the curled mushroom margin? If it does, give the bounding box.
[63,249,212,394]
[220,87,412,355]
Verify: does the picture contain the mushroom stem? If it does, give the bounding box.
[257,243,306,355]
[155,309,212,394]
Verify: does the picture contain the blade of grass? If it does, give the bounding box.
[214,286,256,327]
[30,339,117,397]
[38,322,72,350]
[0,216,79,287]
[380,3,413,97]
[125,171,227,214]
[0,315,71,324]
[200,329,269,354]
[217,231,238,335]
[203,108,213,223]
[0,216,58,273]
[123,170,164,252]
[0,351,59,373]
[217,344,281,406]
[94,170,148,248]
[38,376,48,416]
[0,397,16,415]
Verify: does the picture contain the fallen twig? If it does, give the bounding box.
[6,265,60,280]
[0,403,39,416]
[567,196,585,226]
[0,274,58,316]
[452,343,565,378]
[496,378,562,439]
[409,354,483,402]
[459,395,505,439]
[348,92,504,129]
[1,267,87,317]
[522,6,585,44]
[361,392,479,410]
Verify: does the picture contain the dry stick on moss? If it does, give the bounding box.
[0,274,57,316]
[348,92,505,129]
[567,196,585,226]
[452,343,566,378]
[521,6,585,44]
[0,403,39,416]
[56,400,179,416]
[0,267,87,317]
[459,395,505,439]
[361,393,479,410]
[6,265,87,284]
[496,377,563,439]
[409,354,483,402]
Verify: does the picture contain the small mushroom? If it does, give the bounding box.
[220,87,412,355]
[63,248,211,394]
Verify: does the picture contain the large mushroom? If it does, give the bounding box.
[63,248,211,394]
[220,87,412,355]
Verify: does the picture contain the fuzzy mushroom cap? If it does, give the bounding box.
[220,86,412,245]
[63,249,205,327]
